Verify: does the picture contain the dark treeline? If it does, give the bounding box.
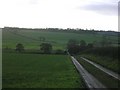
[67,39,119,58]
[4,43,67,55]
[3,26,119,36]
[80,47,119,59]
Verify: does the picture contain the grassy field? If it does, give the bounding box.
[2,29,118,50]
[76,57,120,88]
[2,28,119,88]
[3,53,85,88]
[78,54,119,74]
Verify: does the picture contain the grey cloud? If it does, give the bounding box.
[80,1,118,16]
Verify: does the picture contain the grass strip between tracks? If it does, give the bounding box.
[80,54,119,74]
[76,56,120,88]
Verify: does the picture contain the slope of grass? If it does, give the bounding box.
[3,53,85,88]
[2,29,118,49]
[78,54,119,74]
[76,57,120,88]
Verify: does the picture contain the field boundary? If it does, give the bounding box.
[80,57,120,80]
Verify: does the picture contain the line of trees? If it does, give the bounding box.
[15,43,53,53]
[66,36,115,55]
[14,36,117,55]
[67,39,93,55]
[67,39,119,62]
[15,43,66,54]
[15,40,88,54]
[81,47,118,59]
[3,27,119,36]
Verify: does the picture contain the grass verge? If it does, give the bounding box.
[79,54,119,74]
[76,56,120,88]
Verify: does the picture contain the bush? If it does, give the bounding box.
[80,46,118,59]
[16,43,24,52]
[55,49,66,54]
[40,43,52,54]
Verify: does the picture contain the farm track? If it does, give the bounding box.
[71,56,107,89]
[80,57,120,81]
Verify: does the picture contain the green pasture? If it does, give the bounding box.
[2,29,118,50]
[2,53,85,88]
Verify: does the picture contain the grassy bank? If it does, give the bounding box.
[78,54,119,74]
[76,57,120,88]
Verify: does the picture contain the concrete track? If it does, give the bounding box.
[71,56,107,89]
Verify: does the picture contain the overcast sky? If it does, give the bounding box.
[0,0,119,31]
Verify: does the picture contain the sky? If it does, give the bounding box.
[0,0,119,31]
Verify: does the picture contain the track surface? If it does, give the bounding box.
[71,56,107,89]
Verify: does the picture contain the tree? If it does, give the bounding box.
[55,49,64,54]
[67,39,79,54]
[79,40,87,51]
[87,43,93,48]
[40,43,52,54]
[16,43,24,52]
[67,39,79,47]
[80,40,86,47]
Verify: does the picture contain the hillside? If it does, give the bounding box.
[2,27,119,50]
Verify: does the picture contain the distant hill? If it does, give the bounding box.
[2,27,119,49]
[2,27,119,36]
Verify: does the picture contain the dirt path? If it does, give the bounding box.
[71,56,107,89]
[80,57,120,81]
